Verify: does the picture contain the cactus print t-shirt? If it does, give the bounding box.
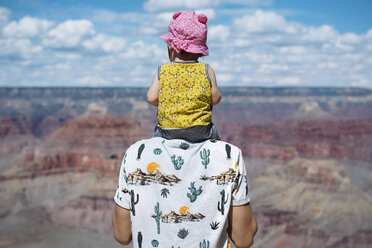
[114,137,250,248]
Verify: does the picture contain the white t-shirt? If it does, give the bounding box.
[114,137,250,248]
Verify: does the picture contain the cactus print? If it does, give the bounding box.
[200,148,210,169]
[129,190,139,216]
[218,189,228,215]
[160,188,170,198]
[179,142,190,150]
[171,155,184,170]
[177,228,189,239]
[114,138,250,248]
[153,202,162,234]
[137,144,145,159]
[153,148,162,155]
[137,232,143,248]
[187,182,203,202]
[200,239,210,248]
[151,240,159,247]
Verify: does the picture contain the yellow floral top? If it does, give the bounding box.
[157,62,212,129]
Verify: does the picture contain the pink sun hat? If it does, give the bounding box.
[160,11,209,56]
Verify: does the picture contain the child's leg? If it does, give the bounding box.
[154,123,221,142]
[209,122,221,141]
[152,125,163,138]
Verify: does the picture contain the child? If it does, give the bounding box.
[147,11,222,143]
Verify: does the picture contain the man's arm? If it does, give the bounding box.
[112,204,132,245]
[228,203,258,248]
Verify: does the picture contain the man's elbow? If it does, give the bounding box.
[233,220,258,248]
[112,209,132,245]
[113,231,132,245]
[234,238,254,248]
[234,231,257,248]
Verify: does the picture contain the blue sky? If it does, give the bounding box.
[0,0,371,88]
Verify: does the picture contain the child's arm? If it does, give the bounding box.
[208,66,222,105]
[147,71,159,106]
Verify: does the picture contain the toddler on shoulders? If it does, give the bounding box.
[147,11,221,143]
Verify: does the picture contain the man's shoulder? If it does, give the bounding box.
[126,137,163,150]
[201,139,242,153]
[128,138,241,151]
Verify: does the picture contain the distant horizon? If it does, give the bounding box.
[1,85,371,90]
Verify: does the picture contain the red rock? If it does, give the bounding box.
[52,195,114,234]
[226,118,372,162]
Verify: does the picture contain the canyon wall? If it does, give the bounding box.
[0,87,371,248]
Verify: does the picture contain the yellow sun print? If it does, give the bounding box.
[147,162,160,173]
[179,206,189,215]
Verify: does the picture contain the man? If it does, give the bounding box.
[112,138,257,247]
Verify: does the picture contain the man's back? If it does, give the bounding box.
[114,137,252,248]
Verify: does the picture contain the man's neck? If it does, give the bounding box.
[173,57,198,62]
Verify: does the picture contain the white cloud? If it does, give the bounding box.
[258,63,288,73]
[139,9,215,36]
[207,9,371,87]
[92,10,153,27]
[43,20,95,48]
[221,0,272,6]
[301,25,338,43]
[335,39,354,51]
[139,12,171,35]
[0,7,11,28]
[0,38,42,59]
[54,52,81,60]
[316,62,338,69]
[140,26,160,35]
[143,0,221,12]
[195,9,216,20]
[76,75,108,86]
[279,46,308,54]
[366,44,372,51]
[218,73,233,84]
[233,10,289,33]
[365,29,372,41]
[0,7,371,88]
[209,25,230,42]
[3,16,54,38]
[45,63,71,71]
[256,76,274,84]
[231,39,252,47]
[277,76,301,85]
[120,41,163,61]
[83,34,127,53]
[351,74,368,87]
[242,76,253,83]
[340,33,362,44]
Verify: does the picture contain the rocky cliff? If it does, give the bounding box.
[0,87,371,248]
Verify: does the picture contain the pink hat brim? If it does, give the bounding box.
[160,32,209,56]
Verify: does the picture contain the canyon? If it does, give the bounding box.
[0,87,371,248]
